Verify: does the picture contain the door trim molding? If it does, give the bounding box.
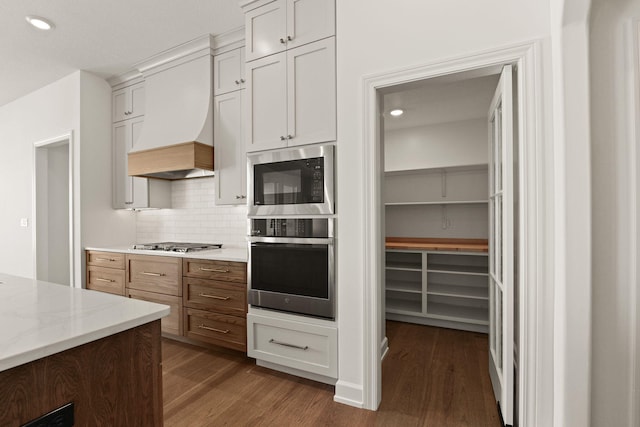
[32,131,76,287]
[629,17,640,427]
[360,40,548,426]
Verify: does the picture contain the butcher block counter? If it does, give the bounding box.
[385,237,489,252]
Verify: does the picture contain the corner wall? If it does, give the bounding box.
[589,1,640,424]
[334,0,553,421]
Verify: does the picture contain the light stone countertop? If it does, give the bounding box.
[84,245,248,263]
[0,273,169,372]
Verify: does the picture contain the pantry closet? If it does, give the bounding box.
[380,68,518,426]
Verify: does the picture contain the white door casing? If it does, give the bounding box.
[358,41,549,427]
[488,65,515,426]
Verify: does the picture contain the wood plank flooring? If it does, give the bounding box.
[162,321,500,426]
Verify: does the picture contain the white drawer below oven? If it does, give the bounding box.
[247,312,337,379]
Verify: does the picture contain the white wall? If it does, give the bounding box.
[335,0,554,416]
[589,1,640,424]
[384,119,488,171]
[0,73,80,278]
[136,177,247,248]
[0,71,137,285]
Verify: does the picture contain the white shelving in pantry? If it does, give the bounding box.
[385,248,489,333]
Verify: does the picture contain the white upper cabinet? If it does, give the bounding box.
[245,0,335,62]
[286,38,336,147]
[214,47,246,96]
[246,52,288,151]
[246,38,336,152]
[112,82,145,122]
[113,117,149,209]
[214,90,246,205]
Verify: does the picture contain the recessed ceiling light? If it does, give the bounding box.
[389,109,404,117]
[26,16,54,31]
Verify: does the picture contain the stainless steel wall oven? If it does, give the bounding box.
[248,144,334,216]
[248,218,334,319]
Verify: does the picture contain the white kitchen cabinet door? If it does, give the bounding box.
[214,90,246,205]
[488,65,514,427]
[245,52,288,152]
[245,0,287,62]
[113,118,146,209]
[214,47,245,96]
[112,82,145,122]
[286,38,336,147]
[285,0,335,50]
[245,0,335,62]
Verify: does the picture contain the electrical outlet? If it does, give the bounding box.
[20,218,28,227]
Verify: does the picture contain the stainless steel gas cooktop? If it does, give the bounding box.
[131,242,223,253]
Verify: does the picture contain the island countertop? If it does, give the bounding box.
[0,273,169,372]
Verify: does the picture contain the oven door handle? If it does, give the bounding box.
[249,236,333,245]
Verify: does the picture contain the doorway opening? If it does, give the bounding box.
[360,42,542,427]
[33,132,75,287]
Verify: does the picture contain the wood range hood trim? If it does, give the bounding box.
[128,141,214,180]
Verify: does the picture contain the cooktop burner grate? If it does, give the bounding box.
[131,242,223,253]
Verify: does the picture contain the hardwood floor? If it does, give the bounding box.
[162,321,500,426]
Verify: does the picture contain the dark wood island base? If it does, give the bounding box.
[0,320,162,426]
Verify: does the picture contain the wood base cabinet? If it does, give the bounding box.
[183,258,248,352]
[126,254,183,336]
[85,252,248,350]
[86,251,125,296]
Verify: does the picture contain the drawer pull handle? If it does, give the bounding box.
[141,272,165,277]
[199,267,230,273]
[198,293,230,301]
[95,278,115,283]
[95,257,116,262]
[197,324,230,334]
[269,339,309,351]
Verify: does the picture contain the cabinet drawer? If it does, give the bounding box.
[183,277,246,316]
[247,313,337,378]
[128,289,182,336]
[185,308,246,352]
[86,266,125,296]
[87,251,125,269]
[183,259,246,283]
[127,255,182,296]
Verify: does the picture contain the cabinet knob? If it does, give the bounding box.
[235,80,240,85]
[279,37,286,44]
[287,35,293,41]
[240,78,245,83]
[280,136,286,141]
[287,135,293,140]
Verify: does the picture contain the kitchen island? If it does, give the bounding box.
[0,273,169,426]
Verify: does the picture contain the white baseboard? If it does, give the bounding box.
[333,380,364,408]
[380,337,389,362]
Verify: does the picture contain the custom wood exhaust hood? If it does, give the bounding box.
[127,35,215,180]
[128,142,213,180]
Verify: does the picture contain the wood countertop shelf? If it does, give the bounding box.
[385,237,489,253]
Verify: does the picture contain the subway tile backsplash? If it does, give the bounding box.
[136,177,248,247]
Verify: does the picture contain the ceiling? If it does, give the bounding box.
[383,74,500,131]
[0,0,244,107]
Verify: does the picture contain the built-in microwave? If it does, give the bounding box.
[247,144,334,216]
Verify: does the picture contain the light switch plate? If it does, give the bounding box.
[20,218,28,227]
